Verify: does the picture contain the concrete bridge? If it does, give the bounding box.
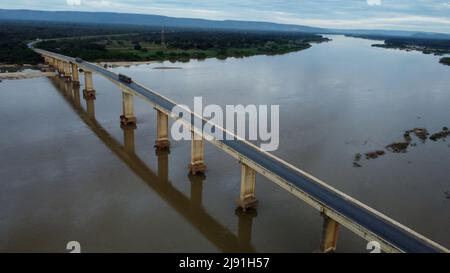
[50,77,256,252]
[32,43,450,253]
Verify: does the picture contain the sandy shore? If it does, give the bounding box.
[153,66,183,70]
[97,61,154,68]
[0,71,57,80]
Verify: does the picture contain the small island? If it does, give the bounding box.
[440,57,450,66]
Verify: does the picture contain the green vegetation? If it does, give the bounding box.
[440,57,450,66]
[346,34,450,67]
[371,37,450,56]
[37,29,328,63]
[0,20,146,65]
[0,19,328,64]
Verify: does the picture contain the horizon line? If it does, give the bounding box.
[1,8,450,36]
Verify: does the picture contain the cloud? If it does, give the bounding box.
[2,0,450,34]
[367,0,382,6]
[66,0,81,6]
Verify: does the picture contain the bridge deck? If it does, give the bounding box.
[33,46,449,253]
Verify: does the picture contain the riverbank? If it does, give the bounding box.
[37,30,330,63]
[97,61,154,68]
[0,70,57,80]
[345,34,450,67]
[372,43,450,56]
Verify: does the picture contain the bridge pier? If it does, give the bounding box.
[83,71,96,100]
[55,60,62,76]
[189,132,207,175]
[154,110,170,150]
[55,60,60,75]
[64,81,72,99]
[71,63,80,86]
[64,61,72,82]
[59,60,65,77]
[236,163,258,212]
[72,84,81,108]
[120,91,137,128]
[320,215,340,253]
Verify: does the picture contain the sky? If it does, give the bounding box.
[2,0,450,33]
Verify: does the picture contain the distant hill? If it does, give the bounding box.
[1,9,449,40]
[329,29,450,40]
[0,9,323,33]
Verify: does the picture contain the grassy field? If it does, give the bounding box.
[102,39,312,62]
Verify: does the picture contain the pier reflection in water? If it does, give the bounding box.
[49,76,259,252]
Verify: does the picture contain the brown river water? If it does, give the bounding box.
[0,35,449,252]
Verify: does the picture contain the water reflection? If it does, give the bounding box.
[123,127,135,154]
[188,173,204,209]
[235,209,257,250]
[157,150,169,182]
[49,76,256,252]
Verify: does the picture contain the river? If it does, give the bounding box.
[0,35,449,252]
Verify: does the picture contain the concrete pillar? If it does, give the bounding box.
[120,91,137,128]
[83,71,96,99]
[189,132,207,175]
[59,60,65,77]
[154,110,170,150]
[72,84,81,108]
[64,62,71,81]
[123,127,135,154]
[236,163,258,211]
[320,215,340,253]
[56,60,61,74]
[57,60,62,75]
[64,81,72,98]
[71,63,80,86]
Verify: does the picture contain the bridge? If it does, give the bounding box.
[31,42,449,253]
[50,77,256,252]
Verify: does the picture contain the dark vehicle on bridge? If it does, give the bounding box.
[75,57,83,63]
[119,74,133,84]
